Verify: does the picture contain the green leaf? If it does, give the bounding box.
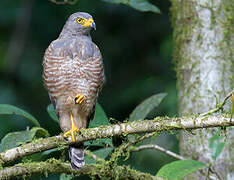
[129,93,167,121]
[156,160,207,180]
[0,127,49,152]
[85,147,113,164]
[128,93,166,142]
[60,173,73,180]
[102,0,161,14]
[129,0,161,13]
[209,130,226,160]
[0,104,40,127]
[47,104,58,123]
[85,103,112,146]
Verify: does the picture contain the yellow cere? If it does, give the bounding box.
[75,17,94,28]
[82,18,94,27]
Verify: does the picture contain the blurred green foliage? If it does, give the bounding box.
[0,104,40,126]
[129,93,167,121]
[156,160,207,179]
[0,127,49,153]
[102,0,161,13]
[209,128,226,161]
[0,0,178,179]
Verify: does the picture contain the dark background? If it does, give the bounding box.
[0,0,178,179]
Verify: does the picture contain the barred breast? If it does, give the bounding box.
[43,41,72,105]
[43,38,104,115]
[72,43,105,114]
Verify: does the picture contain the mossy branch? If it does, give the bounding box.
[0,158,159,180]
[0,114,233,166]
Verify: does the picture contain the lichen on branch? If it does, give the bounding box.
[0,114,232,166]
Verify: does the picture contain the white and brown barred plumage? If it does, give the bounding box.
[42,12,104,169]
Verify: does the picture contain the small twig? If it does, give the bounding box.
[84,150,104,163]
[200,90,234,116]
[230,92,234,121]
[135,132,158,143]
[209,167,222,180]
[206,164,222,180]
[109,132,157,162]
[131,144,185,160]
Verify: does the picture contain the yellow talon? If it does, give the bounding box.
[64,113,79,142]
[75,93,85,104]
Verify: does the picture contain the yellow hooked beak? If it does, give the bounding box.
[82,18,96,30]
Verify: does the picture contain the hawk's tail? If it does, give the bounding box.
[69,144,85,169]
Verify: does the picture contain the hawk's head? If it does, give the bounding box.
[61,12,96,36]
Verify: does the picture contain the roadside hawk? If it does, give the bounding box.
[42,12,105,169]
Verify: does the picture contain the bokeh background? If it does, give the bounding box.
[0,0,178,179]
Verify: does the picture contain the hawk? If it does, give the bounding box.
[42,12,105,169]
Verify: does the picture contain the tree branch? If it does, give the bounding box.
[0,114,232,166]
[131,144,185,160]
[200,90,234,116]
[0,158,159,180]
[109,132,157,163]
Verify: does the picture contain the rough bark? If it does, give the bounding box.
[171,0,234,179]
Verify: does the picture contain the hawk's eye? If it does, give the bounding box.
[75,17,85,24]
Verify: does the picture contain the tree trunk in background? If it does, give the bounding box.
[171,0,233,179]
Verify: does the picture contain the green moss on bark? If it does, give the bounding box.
[171,0,234,179]
[222,0,234,89]
[170,0,202,114]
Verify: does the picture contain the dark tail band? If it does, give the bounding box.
[69,144,85,170]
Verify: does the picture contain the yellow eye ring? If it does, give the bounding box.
[75,17,85,24]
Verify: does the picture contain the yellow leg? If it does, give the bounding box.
[75,93,85,104]
[64,113,79,142]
